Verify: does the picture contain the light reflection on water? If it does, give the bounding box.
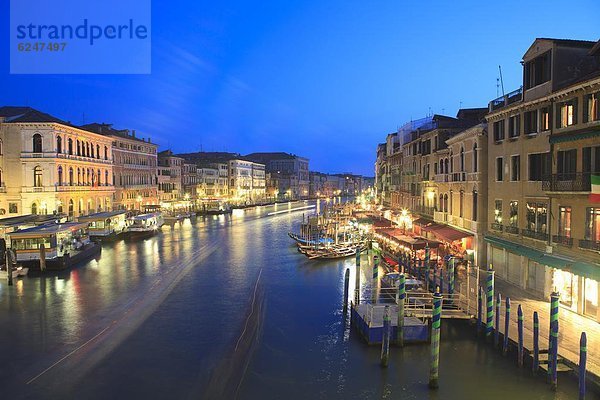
[0,202,594,399]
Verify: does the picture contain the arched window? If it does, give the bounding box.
[97,169,101,186]
[460,147,465,172]
[450,152,454,173]
[0,169,3,186]
[58,166,63,186]
[459,190,464,217]
[87,169,91,185]
[33,134,42,153]
[68,138,73,155]
[68,199,74,216]
[443,194,448,213]
[444,159,449,174]
[104,146,108,160]
[96,145,100,159]
[57,201,63,214]
[0,139,3,155]
[473,143,478,173]
[69,167,74,185]
[86,143,90,157]
[77,168,81,185]
[77,140,81,156]
[439,194,443,211]
[31,203,38,214]
[56,136,62,153]
[105,170,109,186]
[473,190,478,221]
[90,144,94,158]
[33,166,42,187]
[449,191,453,214]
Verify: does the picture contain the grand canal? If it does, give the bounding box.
[0,201,594,399]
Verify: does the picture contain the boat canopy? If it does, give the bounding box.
[78,210,127,222]
[8,222,88,238]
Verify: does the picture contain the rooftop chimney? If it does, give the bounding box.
[132,129,136,138]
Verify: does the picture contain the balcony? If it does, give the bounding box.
[491,222,503,232]
[414,205,434,217]
[552,235,573,247]
[579,240,600,252]
[434,174,449,183]
[522,228,548,241]
[542,173,591,192]
[489,87,523,112]
[505,225,519,234]
[434,211,447,223]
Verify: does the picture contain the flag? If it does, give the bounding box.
[591,175,600,203]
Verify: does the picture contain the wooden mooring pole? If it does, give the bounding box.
[485,266,495,340]
[503,297,510,356]
[477,286,483,336]
[549,291,560,391]
[495,292,502,347]
[343,268,350,311]
[355,248,360,305]
[533,311,540,373]
[397,274,406,347]
[429,291,442,389]
[381,305,391,367]
[580,332,587,400]
[517,304,524,367]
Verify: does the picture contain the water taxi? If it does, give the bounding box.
[7,222,101,270]
[126,212,164,237]
[77,210,128,241]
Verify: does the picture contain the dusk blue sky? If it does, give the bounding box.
[1,1,599,175]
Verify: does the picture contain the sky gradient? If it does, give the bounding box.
[1,1,599,175]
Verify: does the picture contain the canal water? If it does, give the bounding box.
[0,202,594,399]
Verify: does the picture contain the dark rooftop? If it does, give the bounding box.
[0,106,71,125]
[81,123,153,144]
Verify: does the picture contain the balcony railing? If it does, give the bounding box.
[491,222,503,232]
[414,205,434,217]
[552,235,573,247]
[522,228,548,241]
[542,173,591,192]
[490,87,523,111]
[579,240,600,252]
[505,225,519,234]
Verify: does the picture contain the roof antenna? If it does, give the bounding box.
[459,101,463,109]
[498,65,505,97]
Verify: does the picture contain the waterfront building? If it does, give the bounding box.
[81,123,158,211]
[157,150,184,205]
[0,107,114,217]
[309,171,327,197]
[229,159,266,203]
[485,38,600,320]
[375,142,388,206]
[182,162,198,200]
[196,163,229,200]
[245,152,310,199]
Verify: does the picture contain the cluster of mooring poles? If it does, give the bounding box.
[474,265,589,397]
[343,247,445,390]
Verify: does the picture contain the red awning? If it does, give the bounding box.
[383,256,398,267]
[426,225,473,243]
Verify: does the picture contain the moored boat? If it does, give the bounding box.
[126,212,164,238]
[77,210,128,241]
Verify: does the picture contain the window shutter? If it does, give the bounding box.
[583,95,589,123]
[573,98,578,124]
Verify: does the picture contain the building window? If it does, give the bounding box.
[511,155,520,181]
[584,92,600,123]
[68,199,74,216]
[460,147,465,171]
[31,203,38,215]
[69,167,74,185]
[9,203,18,214]
[524,110,538,134]
[524,51,551,89]
[68,138,73,155]
[33,166,42,187]
[556,149,577,180]
[558,206,572,238]
[472,191,478,221]
[557,99,577,128]
[56,136,62,153]
[509,201,518,227]
[443,194,448,213]
[583,145,600,175]
[77,140,81,156]
[540,107,551,131]
[585,207,600,242]
[33,133,42,153]
[508,114,520,138]
[0,139,2,155]
[58,166,63,186]
[526,202,548,234]
[493,120,505,142]
[496,157,503,181]
[528,152,551,181]
[494,200,503,224]
[459,191,464,218]
[96,145,100,159]
[473,143,478,172]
